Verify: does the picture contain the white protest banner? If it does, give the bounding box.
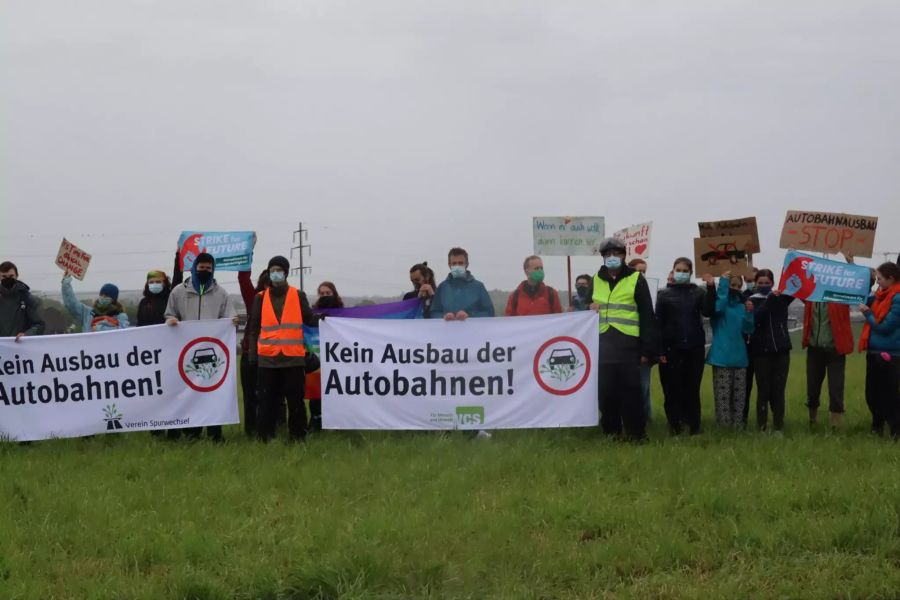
[612,222,652,261]
[322,312,599,430]
[55,238,92,280]
[533,216,605,256]
[0,320,238,442]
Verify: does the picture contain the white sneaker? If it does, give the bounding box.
[476,430,493,439]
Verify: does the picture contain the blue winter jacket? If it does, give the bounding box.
[62,277,130,332]
[864,293,900,356]
[707,278,754,368]
[430,272,495,318]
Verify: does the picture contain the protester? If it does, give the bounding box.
[859,262,900,437]
[62,276,130,332]
[571,274,593,311]
[748,268,795,433]
[628,260,652,422]
[405,262,436,319]
[587,238,658,441]
[704,272,754,427]
[165,252,237,442]
[430,247,495,321]
[239,270,267,437]
[246,256,318,442]
[0,261,45,340]
[629,259,647,274]
[740,266,760,424]
[307,281,344,432]
[505,255,562,316]
[802,267,854,431]
[656,257,713,435]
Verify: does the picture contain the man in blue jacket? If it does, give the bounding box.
[430,247,495,321]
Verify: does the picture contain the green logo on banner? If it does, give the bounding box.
[455,406,485,426]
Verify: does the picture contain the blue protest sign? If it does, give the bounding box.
[178,231,255,272]
[778,251,870,304]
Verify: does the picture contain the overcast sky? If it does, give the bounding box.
[2,0,898,298]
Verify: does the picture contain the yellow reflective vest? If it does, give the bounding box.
[592,272,640,336]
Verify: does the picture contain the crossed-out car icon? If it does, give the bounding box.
[548,348,577,366]
[191,348,219,366]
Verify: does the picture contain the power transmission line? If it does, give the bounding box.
[290,222,312,292]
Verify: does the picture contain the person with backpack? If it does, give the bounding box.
[0,261,45,341]
[859,262,900,437]
[505,255,562,316]
[62,276,130,332]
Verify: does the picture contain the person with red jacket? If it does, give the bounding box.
[803,299,854,431]
[504,255,562,316]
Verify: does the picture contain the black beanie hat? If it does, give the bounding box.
[268,255,290,273]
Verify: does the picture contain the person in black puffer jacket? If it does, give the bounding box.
[656,257,715,434]
[748,268,795,432]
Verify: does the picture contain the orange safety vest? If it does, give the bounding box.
[258,287,306,358]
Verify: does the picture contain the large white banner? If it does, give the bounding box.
[322,312,599,430]
[0,320,239,441]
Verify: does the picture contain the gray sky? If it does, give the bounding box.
[2,0,899,298]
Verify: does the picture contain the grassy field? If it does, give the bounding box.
[2,347,900,600]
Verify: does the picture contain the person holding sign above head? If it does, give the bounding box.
[246,256,318,442]
[165,252,238,442]
[703,271,754,428]
[62,276,130,332]
[858,262,900,438]
[656,258,714,435]
[587,238,659,442]
[505,255,562,317]
[748,269,795,434]
[0,261,45,341]
[430,247,495,321]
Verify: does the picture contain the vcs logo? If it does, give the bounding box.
[455,406,485,427]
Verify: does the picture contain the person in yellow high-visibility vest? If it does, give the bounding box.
[246,256,318,442]
[586,238,660,441]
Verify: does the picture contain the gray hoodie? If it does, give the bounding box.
[165,277,236,322]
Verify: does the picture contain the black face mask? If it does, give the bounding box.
[576,285,590,299]
[1,278,16,290]
[317,296,338,309]
[195,270,213,285]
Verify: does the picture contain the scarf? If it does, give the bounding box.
[860,283,900,351]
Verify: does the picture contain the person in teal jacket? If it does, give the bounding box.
[703,272,754,428]
[62,276,130,332]
[858,262,900,436]
[430,247,495,321]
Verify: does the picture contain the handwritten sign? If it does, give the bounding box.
[533,217,605,257]
[612,222,652,261]
[779,211,878,258]
[778,251,871,305]
[698,217,760,253]
[693,235,755,277]
[55,238,92,280]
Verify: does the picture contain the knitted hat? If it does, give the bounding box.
[99,283,119,301]
[268,255,290,272]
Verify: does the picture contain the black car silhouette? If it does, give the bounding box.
[191,348,218,366]
[548,348,577,366]
[701,243,746,265]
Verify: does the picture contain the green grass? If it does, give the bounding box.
[2,349,899,600]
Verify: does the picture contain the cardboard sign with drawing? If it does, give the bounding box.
[693,235,755,277]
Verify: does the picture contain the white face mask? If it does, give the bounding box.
[673,272,691,284]
[450,266,466,278]
[148,283,164,294]
[604,256,622,269]
[269,271,286,284]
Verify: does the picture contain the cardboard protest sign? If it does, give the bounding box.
[178,231,256,271]
[693,235,755,277]
[612,222,652,261]
[698,217,760,253]
[779,211,878,258]
[778,251,871,305]
[533,217,605,256]
[55,238,92,280]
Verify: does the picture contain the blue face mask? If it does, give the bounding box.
[450,266,467,278]
[757,285,773,295]
[604,256,622,269]
[673,272,692,284]
[269,271,286,284]
[97,297,112,308]
[148,283,164,295]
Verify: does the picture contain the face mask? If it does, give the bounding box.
[745,282,756,292]
[604,256,622,269]
[0,278,15,290]
[756,285,772,295]
[97,297,112,308]
[195,270,213,285]
[269,271,286,284]
[450,266,467,278]
[317,296,337,308]
[576,285,589,298]
[673,272,691,284]
[529,270,544,283]
[148,283,164,294]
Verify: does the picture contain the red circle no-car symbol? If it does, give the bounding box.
[533,336,592,396]
[178,336,231,392]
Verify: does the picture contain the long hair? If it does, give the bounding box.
[315,281,344,308]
